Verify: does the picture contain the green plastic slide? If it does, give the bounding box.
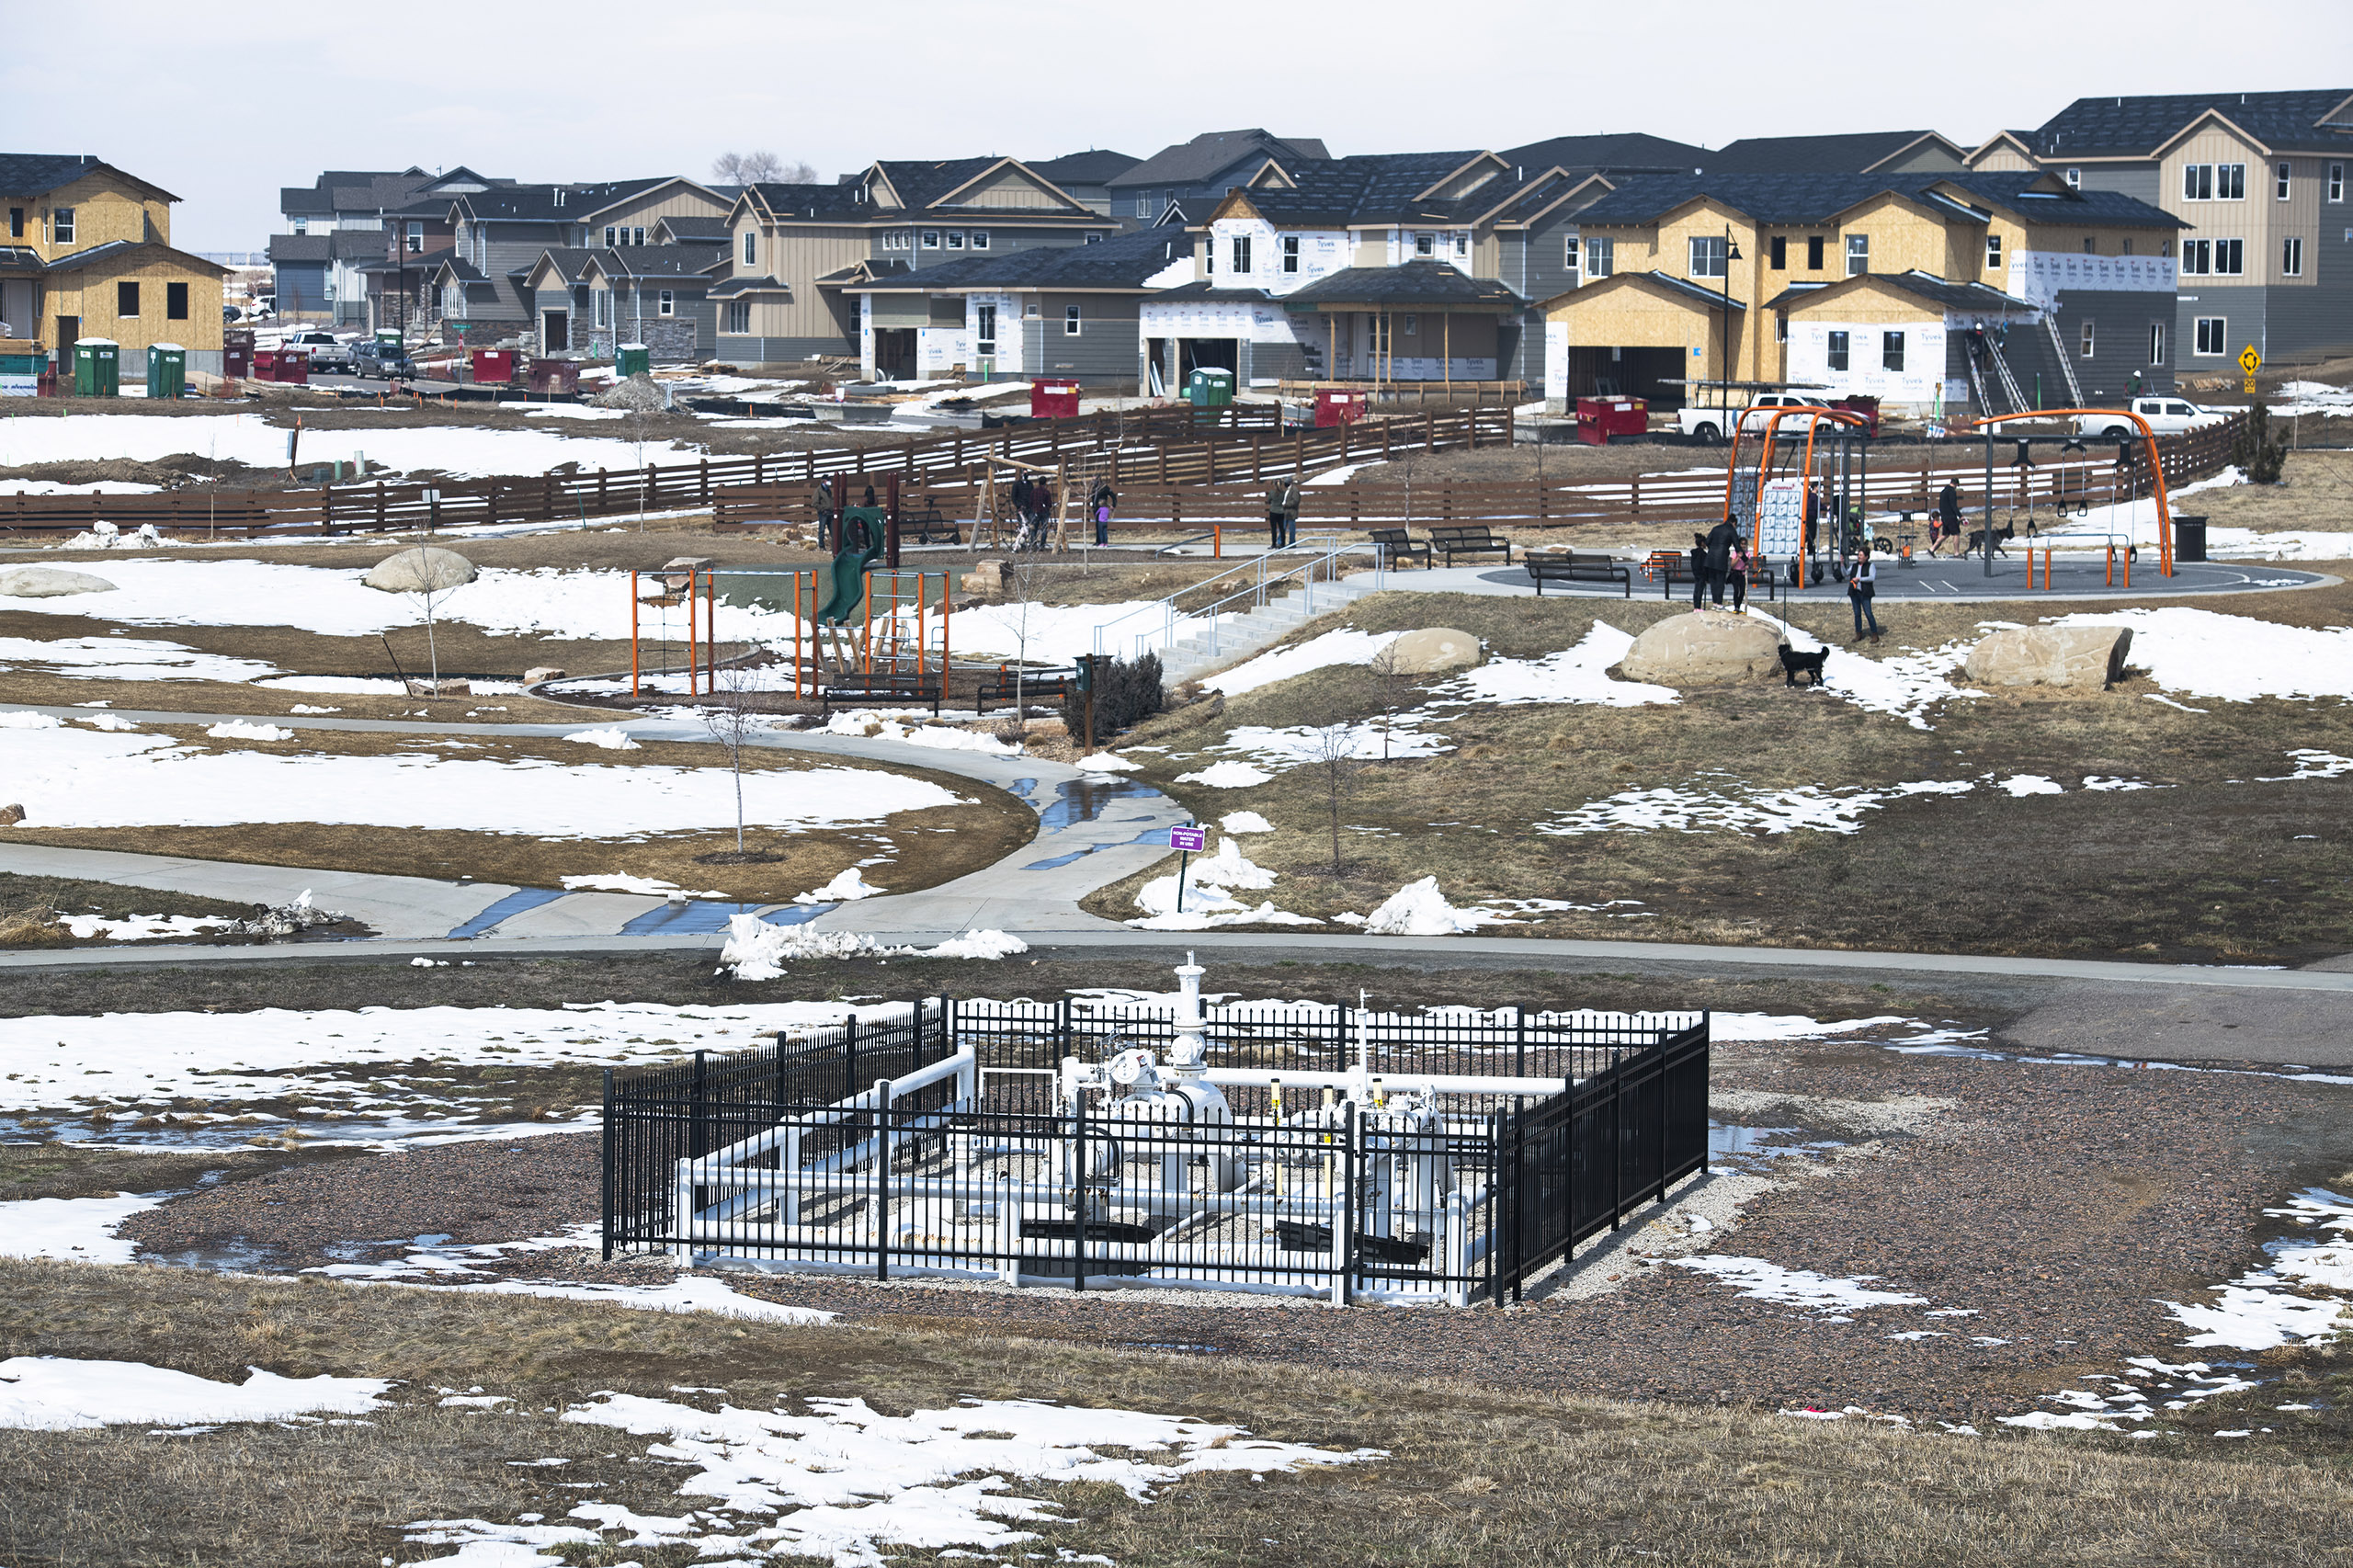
[818,507,885,624]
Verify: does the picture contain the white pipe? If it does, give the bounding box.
[1205,1066,1570,1097]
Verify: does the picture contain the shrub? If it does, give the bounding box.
[2232,401,2290,485]
[1063,653,1164,744]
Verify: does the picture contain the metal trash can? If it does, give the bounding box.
[146,342,187,400]
[1186,367,1233,407]
[2172,514,2208,563]
[616,343,650,379]
[72,337,119,397]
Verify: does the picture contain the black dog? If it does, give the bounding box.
[1779,644,1830,687]
[1964,523,2017,557]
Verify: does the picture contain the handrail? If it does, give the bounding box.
[1093,534,1384,665]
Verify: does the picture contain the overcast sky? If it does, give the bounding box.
[8,0,2347,252]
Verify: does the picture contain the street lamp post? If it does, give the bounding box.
[1719,225,1743,419]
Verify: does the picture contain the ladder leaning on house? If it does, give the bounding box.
[1964,355,2000,418]
[2042,314,2086,407]
[1984,335,2030,415]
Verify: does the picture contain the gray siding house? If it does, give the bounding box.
[1105,130,1330,223]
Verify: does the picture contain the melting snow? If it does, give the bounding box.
[2048,607,2353,703]
[0,1358,391,1431]
[1667,1256,1928,1317]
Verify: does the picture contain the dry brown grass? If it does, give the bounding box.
[2,727,1032,904]
[1089,583,2353,962]
[2191,449,2353,534]
[0,1257,2346,1567]
[0,871,256,949]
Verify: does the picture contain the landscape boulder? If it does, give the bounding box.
[1618,612,1785,686]
[0,566,117,598]
[0,804,23,826]
[523,666,566,685]
[961,559,1010,597]
[1383,628,1483,675]
[1963,625,2133,689]
[363,547,477,594]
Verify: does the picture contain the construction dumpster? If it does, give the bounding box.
[1315,387,1370,426]
[1030,377,1081,418]
[1575,395,1647,445]
[72,338,119,397]
[146,343,187,400]
[223,328,254,379]
[526,358,582,396]
[470,349,514,385]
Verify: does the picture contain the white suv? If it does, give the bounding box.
[2075,397,2223,438]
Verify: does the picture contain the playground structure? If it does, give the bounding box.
[1722,404,2178,585]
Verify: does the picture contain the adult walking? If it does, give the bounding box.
[1089,478,1117,548]
[1847,540,1882,643]
[1934,480,1962,556]
[813,475,835,552]
[1703,517,1742,608]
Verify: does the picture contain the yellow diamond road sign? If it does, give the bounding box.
[2239,345,2262,374]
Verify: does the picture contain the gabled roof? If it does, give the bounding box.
[742,180,868,222]
[653,216,730,242]
[0,153,177,203]
[1026,149,1142,186]
[425,256,487,282]
[2031,88,2353,158]
[1108,130,1330,189]
[1278,261,1525,310]
[709,273,788,297]
[1703,131,1967,176]
[586,244,727,279]
[1535,268,1744,314]
[814,258,911,286]
[449,178,671,223]
[842,226,1188,293]
[1496,132,1706,177]
[37,240,228,278]
[267,233,334,263]
[573,176,731,223]
[526,246,601,286]
[1768,269,2038,314]
[1214,150,1518,229]
[325,171,434,214]
[1572,170,2182,229]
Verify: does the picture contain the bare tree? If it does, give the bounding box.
[594,371,665,528]
[1366,641,1415,763]
[697,664,765,856]
[712,151,816,186]
[1303,722,1363,874]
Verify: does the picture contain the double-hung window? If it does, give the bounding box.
[2148,323,2165,364]
[1232,235,1252,273]
[1986,233,2003,271]
[2213,238,2245,274]
[741,231,756,266]
[1826,330,1849,372]
[1281,235,1299,273]
[974,302,996,357]
[658,290,674,316]
[1688,235,1727,278]
[1845,233,1869,276]
[725,301,750,335]
[970,230,989,250]
[2278,162,2293,200]
[2079,319,2096,358]
[117,281,139,317]
[406,221,423,253]
[52,207,74,244]
[2333,164,2347,202]
[1585,236,1613,278]
[1064,304,1082,335]
[1806,234,1824,270]
[1414,232,1434,256]
[1882,331,1904,372]
[2181,239,2211,274]
[2194,316,2227,356]
[1563,235,1580,282]
[2282,237,2304,277]
[1768,235,1787,269]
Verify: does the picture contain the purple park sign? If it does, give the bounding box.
[1169,824,1207,853]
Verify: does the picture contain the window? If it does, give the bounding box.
[1455,233,1468,257]
[604,225,617,246]
[2219,163,2245,200]
[2181,238,2210,274]
[292,217,307,236]
[1688,234,1728,278]
[2121,237,2134,255]
[405,221,423,253]
[725,301,749,334]
[1845,233,1869,276]
[1414,232,1434,256]
[741,231,756,266]
[1586,236,1613,278]
[921,230,938,249]
[1085,233,1100,244]
[1563,235,1580,279]
[1403,313,1418,335]
[946,231,964,250]
[54,207,74,244]
[2082,236,2098,255]
[1986,233,2003,271]
[2184,164,2212,201]
[1064,303,1081,335]
[2149,323,2165,364]
[2278,162,2292,200]
[1135,194,1154,218]
[1806,234,1824,270]
[970,230,989,249]
[2194,316,2227,356]
[2064,166,2080,188]
[2214,238,2245,274]
[1369,314,1390,356]
[1768,235,1787,269]
[658,290,674,316]
[1826,330,1849,372]
[974,302,996,356]
[115,280,138,317]
[6,207,20,239]
[166,281,188,320]
[2079,319,2096,358]
[1282,235,1299,273]
[2184,163,2244,201]
[1232,236,1252,273]
[2333,164,2346,202]
[631,227,645,246]
[1882,330,1904,372]
[2283,236,2304,277]
[595,290,611,328]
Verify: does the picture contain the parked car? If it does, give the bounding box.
[2074,397,2225,439]
[282,329,355,373]
[352,341,417,381]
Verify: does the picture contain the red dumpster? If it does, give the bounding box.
[1575,395,1647,445]
[1832,395,1881,437]
[1314,387,1370,427]
[1029,377,1081,418]
[223,329,254,379]
[471,349,514,385]
[273,348,309,385]
[251,349,280,382]
[526,358,581,396]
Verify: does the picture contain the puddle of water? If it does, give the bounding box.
[1,1113,595,1152]
[619,901,775,936]
[1709,1120,1847,1171]
[1120,1342,1224,1356]
[1038,777,1157,829]
[445,887,568,939]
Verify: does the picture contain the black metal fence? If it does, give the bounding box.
[602,997,1710,1305]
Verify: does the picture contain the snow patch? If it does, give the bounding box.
[0,1358,392,1431]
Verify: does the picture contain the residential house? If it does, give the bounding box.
[1105,130,1329,223]
[272,166,499,327]
[0,153,227,377]
[711,158,1118,366]
[425,178,676,338]
[1536,171,2184,415]
[1986,89,2353,368]
[1701,131,1969,176]
[843,224,1190,383]
[518,243,726,359]
[1025,150,1142,217]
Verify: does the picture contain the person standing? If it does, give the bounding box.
[1090,478,1117,547]
[1265,476,1288,549]
[1688,530,1711,610]
[1847,540,1881,642]
[1703,517,1741,608]
[1278,476,1302,548]
[813,475,835,552]
[1724,536,1751,612]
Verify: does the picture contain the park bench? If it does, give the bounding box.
[1368,527,1433,569]
[1643,548,1782,604]
[974,666,1074,714]
[1525,551,1631,597]
[1427,524,1513,567]
[819,669,944,715]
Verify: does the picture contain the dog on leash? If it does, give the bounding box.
[1779,643,1830,687]
[1964,522,2018,557]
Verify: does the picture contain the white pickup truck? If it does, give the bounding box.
[2074,396,2225,438]
[1677,392,1821,444]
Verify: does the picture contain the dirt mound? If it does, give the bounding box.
[0,455,261,489]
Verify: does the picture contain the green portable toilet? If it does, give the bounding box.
[146,342,186,400]
[1186,367,1234,407]
[73,337,120,397]
[375,327,403,350]
[617,343,650,379]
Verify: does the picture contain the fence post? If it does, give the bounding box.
[375,481,387,530]
[600,1067,616,1261]
[699,458,710,504]
[874,1076,892,1282]
[1206,443,1217,485]
[1073,1086,1088,1292]
[1332,1100,1357,1308]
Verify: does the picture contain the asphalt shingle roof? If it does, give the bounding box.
[851,226,1187,291]
[1572,171,2182,228]
[1767,270,2037,313]
[1498,132,1706,176]
[452,178,670,222]
[2032,88,2353,157]
[1108,130,1329,189]
[0,153,174,202]
[749,180,868,221]
[1279,261,1525,309]
[1702,131,1959,175]
[1027,149,1142,186]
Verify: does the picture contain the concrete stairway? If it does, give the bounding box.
[1156,575,1382,685]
